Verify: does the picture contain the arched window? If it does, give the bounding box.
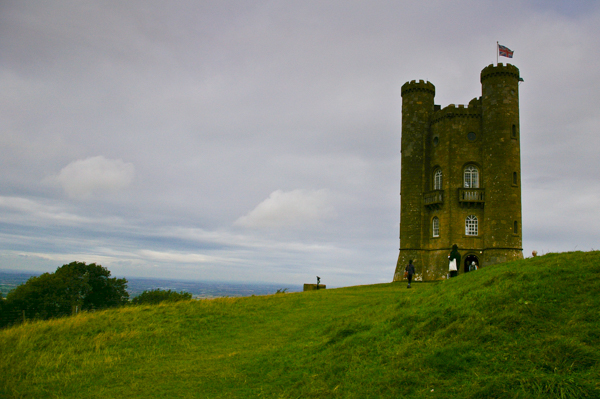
[465,215,478,236]
[432,217,439,237]
[434,169,442,190]
[464,165,479,188]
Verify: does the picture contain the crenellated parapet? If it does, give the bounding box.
[480,63,520,83]
[431,103,481,125]
[401,80,435,97]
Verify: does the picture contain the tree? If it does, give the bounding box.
[0,291,8,328]
[131,289,192,305]
[53,262,128,310]
[5,272,74,320]
[4,262,128,323]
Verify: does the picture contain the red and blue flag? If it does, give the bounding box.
[498,44,514,58]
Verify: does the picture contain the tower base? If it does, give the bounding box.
[394,248,523,281]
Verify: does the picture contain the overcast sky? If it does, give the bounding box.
[1,0,599,286]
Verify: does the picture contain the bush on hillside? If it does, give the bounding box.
[131,289,192,305]
[1,262,128,327]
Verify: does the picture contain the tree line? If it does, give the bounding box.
[0,261,191,329]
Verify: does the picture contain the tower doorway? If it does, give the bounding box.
[464,254,479,273]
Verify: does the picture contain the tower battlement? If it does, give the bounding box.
[480,63,520,82]
[401,80,435,96]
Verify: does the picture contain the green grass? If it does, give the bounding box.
[1,251,599,398]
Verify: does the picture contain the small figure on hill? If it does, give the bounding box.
[405,260,415,288]
[532,250,538,257]
[316,276,321,290]
[469,261,477,272]
[448,244,461,278]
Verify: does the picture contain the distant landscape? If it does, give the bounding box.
[0,270,302,299]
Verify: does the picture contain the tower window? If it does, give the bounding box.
[466,215,478,236]
[434,169,442,190]
[511,124,518,139]
[513,172,518,185]
[513,221,518,234]
[432,217,439,237]
[464,165,479,188]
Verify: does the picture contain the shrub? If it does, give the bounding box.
[131,289,192,305]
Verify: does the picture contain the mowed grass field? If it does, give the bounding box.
[1,251,599,398]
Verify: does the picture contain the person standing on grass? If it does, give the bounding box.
[405,259,415,288]
[448,244,461,278]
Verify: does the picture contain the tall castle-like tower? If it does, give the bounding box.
[393,63,523,281]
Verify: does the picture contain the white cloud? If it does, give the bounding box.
[55,156,135,199]
[0,195,128,231]
[234,189,335,229]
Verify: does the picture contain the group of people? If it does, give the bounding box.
[403,244,478,288]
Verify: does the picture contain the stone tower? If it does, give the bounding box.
[393,63,523,281]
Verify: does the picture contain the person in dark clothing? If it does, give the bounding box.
[448,244,461,278]
[405,259,415,288]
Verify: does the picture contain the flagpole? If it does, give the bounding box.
[496,41,499,65]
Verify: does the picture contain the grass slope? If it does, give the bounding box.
[1,251,599,398]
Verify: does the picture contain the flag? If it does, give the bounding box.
[498,44,514,58]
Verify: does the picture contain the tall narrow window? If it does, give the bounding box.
[434,169,442,190]
[513,172,518,185]
[432,217,440,237]
[464,165,479,188]
[466,215,478,236]
[511,124,517,139]
[513,221,518,234]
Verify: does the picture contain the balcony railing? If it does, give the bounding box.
[459,188,485,205]
[424,190,443,209]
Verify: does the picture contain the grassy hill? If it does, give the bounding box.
[1,251,599,398]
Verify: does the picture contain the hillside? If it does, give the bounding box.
[1,251,599,398]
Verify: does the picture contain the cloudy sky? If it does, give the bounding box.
[1,0,599,286]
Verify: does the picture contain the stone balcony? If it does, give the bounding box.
[459,188,485,208]
[424,190,443,209]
